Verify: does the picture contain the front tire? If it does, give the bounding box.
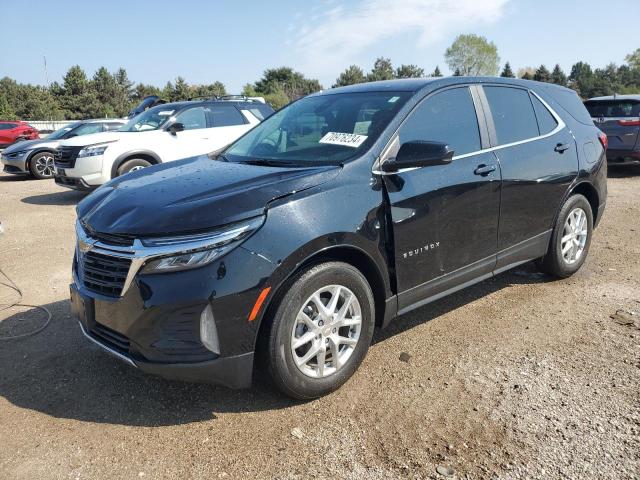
[266,262,375,399]
[116,158,151,176]
[28,152,55,179]
[538,194,593,278]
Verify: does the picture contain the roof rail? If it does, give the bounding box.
[186,94,266,104]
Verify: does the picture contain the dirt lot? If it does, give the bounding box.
[0,168,638,480]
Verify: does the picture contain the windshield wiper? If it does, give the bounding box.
[240,159,301,168]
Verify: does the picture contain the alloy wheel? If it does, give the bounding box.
[290,285,362,378]
[35,155,55,177]
[561,207,588,264]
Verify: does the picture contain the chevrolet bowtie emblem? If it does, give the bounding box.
[78,238,95,253]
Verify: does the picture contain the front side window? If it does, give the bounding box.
[175,107,207,130]
[210,105,245,127]
[70,123,103,136]
[225,91,411,166]
[484,86,539,145]
[398,87,481,156]
[0,123,18,131]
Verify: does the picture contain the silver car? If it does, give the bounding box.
[1,119,126,179]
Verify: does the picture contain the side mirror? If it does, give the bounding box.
[167,122,185,135]
[381,141,454,172]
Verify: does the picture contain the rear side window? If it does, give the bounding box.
[545,88,593,125]
[209,105,245,127]
[531,94,558,135]
[484,86,538,145]
[0,123,18,130]
[584,100,640,118]
[399,87,481,156]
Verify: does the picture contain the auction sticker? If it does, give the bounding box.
[319,132,368,148]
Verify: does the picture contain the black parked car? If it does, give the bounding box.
[71,77,607,399]
[584,94,640,165]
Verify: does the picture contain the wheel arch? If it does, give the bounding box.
[568,181,600,226]
[253,244,389,359]
[110,150,162,178]
[26,148,56,170]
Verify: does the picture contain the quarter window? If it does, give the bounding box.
[484,86,539,145]
[531,94,558,135]
[399,87,481,156]
[209,106,245,127]
[175,107,207,130]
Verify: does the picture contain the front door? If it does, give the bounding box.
[381,86,501,311]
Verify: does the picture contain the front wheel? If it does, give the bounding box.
[266,262,375,399]
[538,194,593,278]
[116,158,151,176]
[29,152,55,179]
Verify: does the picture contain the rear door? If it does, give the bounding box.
[480,85,579,271]
[584,99,640,154]
[382,86,501,311]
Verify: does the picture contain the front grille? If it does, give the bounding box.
[81,250,132,297]
[90,322,130,354]
[54,145,82,168]
[91,231,135,247]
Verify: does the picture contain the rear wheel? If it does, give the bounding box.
[538,194,593,278]
[266,262,375,399]
[28,152,55,179]
[116,158,151,176]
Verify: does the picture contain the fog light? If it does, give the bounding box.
[200,304,220,354]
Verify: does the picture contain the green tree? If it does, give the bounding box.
[253,67,322,99]
[367,57,394,81]
[452,68,461,76]
[518,67,535,79]
[333,65,366,87]
[551,64,567,86]
[568,62,594,97]
[500,62,515,78]
[431,66,443,77]
[0,92,16,119]
[625,48,640,69]
[533,65,551,83]
[444,34,500,76]
[395,64,424,79]
[521,71,533,80]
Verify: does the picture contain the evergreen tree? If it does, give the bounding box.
[367,58,395,81]
[333,65,366,87]
[395,64,424,79]
[431,66,443,77]
[551,64,567,86]
[500,62,515,78]
[533,65,552,83]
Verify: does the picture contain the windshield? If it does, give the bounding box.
[47,122,81,140]
[225,91,411,166]
[120,105,176,132]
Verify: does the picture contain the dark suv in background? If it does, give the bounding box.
[585,94,640,165]
[71,77,607,399]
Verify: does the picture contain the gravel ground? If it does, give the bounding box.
[0,168,638,480]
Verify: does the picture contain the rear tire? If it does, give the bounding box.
[28,152,55,179]
[266,262,375,399]
[116,158,151,176]
[538,194,593,278]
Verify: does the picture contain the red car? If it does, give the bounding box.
[0,121,39,148]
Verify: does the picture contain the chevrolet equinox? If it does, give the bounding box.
[71,78,607,399]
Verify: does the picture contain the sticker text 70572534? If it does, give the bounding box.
[319,132,368,148]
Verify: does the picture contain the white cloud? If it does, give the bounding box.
[291,0,510,76]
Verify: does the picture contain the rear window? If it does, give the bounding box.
[0,123,18,130]
[484,86,539,145]
[584,100,640,118]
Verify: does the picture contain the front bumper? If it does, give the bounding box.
[1,151,29,174]
[54,155,107,189]
[70,243,275,388]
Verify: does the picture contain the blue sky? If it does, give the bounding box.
[1,0,637,92]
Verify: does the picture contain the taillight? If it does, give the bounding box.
[617,119,640,126]
[598,131,608,150]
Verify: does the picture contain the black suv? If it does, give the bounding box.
[584,94,640,165]
[71,77,607,399]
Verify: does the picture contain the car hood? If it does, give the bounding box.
[77,156,341,236]
[2,138,56,153]
[60,131,123,147]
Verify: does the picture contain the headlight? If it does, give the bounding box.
[6,150,28,158]
[140,216,264,274]
[77,145,109,158]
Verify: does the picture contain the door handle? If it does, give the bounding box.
[554,143,570,153]
[474,164,496,176]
